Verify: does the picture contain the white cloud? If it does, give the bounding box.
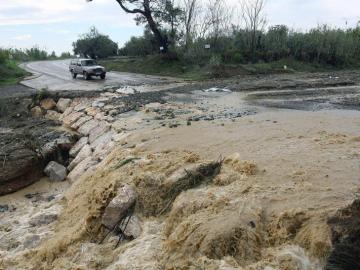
[12,34,32,41]
[0,0,134,26]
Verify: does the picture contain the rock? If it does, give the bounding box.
[102,184,137,229]
[92,100,105,108]
[23,234,41,249]
[68,144,92,171]
[90,130,116,150]
[30,106,43,117]
[67,156,98,183]
[44,161,67,181]
[85,107,100,117]
[62,112,84,127]
[25,193,56,202]
[45,110,61,121]
[55,134,76,151]
[0,204,9,212]
[112,132,130,143]
[123,214,142,239]
[74,103,88,112]
[71,115,92,130]
[93,140,115,161]
[29,214,58,226]
[116,86,136,95]
[56,98,72,112]
[59,106,73,120]
[69,137,88,157]
[40,98,56,110]
[94,112,106,121]
[88,121,110,143]
[78,119,100,136]
[109,109,118,116]
[0,143,43,195]
[0,102,75,195]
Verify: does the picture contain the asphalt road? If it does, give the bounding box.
[20,59,177,91]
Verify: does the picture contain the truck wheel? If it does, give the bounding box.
[100,74,106,80]
[72,72,77,79]
[84,72,90,80]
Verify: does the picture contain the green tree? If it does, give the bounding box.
[87,0,183,53]
[72,27,118,59]
[264,25,289,60]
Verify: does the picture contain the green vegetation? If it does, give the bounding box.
[121,25,360,68]
[99,55,211,80]
[100,55,340,81]
[4,46,72,62]
[73,27,118,59]
[0,49,28,86]
[0,46,72,86]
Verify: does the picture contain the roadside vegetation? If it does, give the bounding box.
[81,0,360,79]
[0,46,72,86]
[0,49,28,86]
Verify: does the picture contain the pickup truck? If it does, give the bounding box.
[69,59,106,80]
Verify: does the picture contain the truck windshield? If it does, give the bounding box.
[81,60,97,66]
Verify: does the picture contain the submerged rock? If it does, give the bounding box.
[29,213,58,227]
[102,184,137,229]
[123,214,142,239]
[23,234,41,249]
[44,161,67,181]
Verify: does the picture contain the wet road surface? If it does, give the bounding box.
[20,59,179,91]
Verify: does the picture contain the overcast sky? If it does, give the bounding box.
[0,0,359,54]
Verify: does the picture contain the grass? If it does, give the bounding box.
[100,56,343,81]
[0,60,28,86]
[241,58,338,74]
[99,55,211,81]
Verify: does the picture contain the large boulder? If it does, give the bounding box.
[56,98,72,113]
[44,161,67,181]
[102,185,137,229]
[40,98,56,110]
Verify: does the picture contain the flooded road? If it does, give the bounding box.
[20,59,180,91]
[245,85,360,111]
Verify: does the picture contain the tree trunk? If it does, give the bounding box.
[143,2,168,53]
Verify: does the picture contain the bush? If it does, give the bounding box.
[0,49,9,64]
